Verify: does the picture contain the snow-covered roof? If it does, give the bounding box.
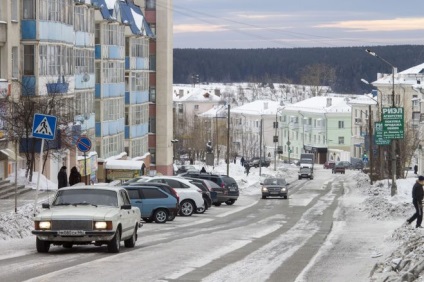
[231,100,282,116]
[282,96,351,114]
[197,105,228,118]
[105,159,143,170]
[173,86,222,103]
[346,94,378,106]
[373,62,424,85]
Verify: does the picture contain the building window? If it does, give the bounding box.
[194,105,199,110]
[145,0,156,10]
[12,47,18,78]
[23,0,35,19]
[39,44,74,76]
[149,87,156,102]
[338,137,344,144]
[149,117,156,133]
[39,0,73,24]
[11,0,18,21]
[23,45,35,75]
[338,121,344,129]
[75,48,94,74]
[75,91,94,117]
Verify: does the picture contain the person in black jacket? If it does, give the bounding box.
[407,176,424,228]
[57,166,68,189]
[69,166,82,186]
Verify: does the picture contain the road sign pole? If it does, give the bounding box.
[33,139,45,216]
[84,152,87,185]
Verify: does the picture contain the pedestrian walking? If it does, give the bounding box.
[241,156,245,167]
[69,166,82,186]
[244,163,250,176]
[57,166,68,189]
[234,157,236,164]
[406,176,424,228]
[200,167,206,173]
[414,164,418,175]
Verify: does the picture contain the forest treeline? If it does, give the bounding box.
[173,45,424,94]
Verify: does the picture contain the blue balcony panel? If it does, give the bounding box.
[125,57,130,70]
[95,83,101,98]
[125,91,130,104]
[95,122,101,137]
[21,20,36,40]
[136,57,149,70]
[39,21,74,44]
[95,45,101,59]
[22,76,36,96]
[108,45,123,59]
[125,126,130,139]
[75,31,94,47]
[75,73,95,89]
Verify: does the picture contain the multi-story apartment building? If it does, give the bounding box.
[0,0,172,183]
[279,96,352,164]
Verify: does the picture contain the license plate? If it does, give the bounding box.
[58,230,85,236]
[270,192,279,195]
[229,188,236,191]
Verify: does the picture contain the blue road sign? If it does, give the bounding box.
[76,136,92,153]
[32,114,57,140]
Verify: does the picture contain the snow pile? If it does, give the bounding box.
[0,205,37,240]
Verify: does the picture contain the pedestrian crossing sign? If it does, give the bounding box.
[32,114,57,140]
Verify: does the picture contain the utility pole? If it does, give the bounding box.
[226,105,230,176]
[368,105,373,185]
[259,118,263,176]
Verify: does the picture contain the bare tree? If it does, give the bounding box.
[300,64,335,96]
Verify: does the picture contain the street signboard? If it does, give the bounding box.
[32,114,57,140]
[381,107,404,139]
[76,136,92,153]
[374,122,391,145]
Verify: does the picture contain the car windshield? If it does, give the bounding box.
[263,178,286,185]
[300,159,313,164]
[52,189,118,207]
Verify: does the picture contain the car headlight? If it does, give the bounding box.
[93,221,112,230]
[262,187,268,192]
[36,221,51,230]
[282,188,287,192]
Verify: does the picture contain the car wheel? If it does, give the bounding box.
[179,200,194,216]
[167,214,176,221]
[107,229,121,253]
[143,217,153,223]
[124,226,137,248]
[262,195,266,199]
[298,177,301,180]
[196,206,206,214]
[213,202,222,207]
[63,243,73,249]
[36,237,50,253]
[153,209,168,223]
[284,195,288,199]
[225,199,235,205]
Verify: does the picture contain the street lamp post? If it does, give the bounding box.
[365,49,397,195]
[273,108,284,171]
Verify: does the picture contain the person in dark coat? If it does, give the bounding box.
[414,164,418,175]
[69,166,82,186]
[200,167,206,173]
[244,163,250,176]
[57,166,68,189]
[407,176,424,228]
[241,157,245,167]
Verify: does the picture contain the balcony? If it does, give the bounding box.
[0,21,6,44]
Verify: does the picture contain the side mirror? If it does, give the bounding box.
[260,183,263,185]
[121,204,132,210]
[286,183,290,185]
[42,203,50,209]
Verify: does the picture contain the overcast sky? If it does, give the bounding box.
[170,0,424,49]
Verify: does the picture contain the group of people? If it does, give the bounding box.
[57,166,82,189]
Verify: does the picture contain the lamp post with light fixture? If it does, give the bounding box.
[365,49,397,195]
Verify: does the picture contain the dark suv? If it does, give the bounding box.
[180,172,239,205]
[248,157,271,168]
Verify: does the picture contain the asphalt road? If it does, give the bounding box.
[0,169,346,282]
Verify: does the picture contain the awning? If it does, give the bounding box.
[0,149,24,161]
[105,160,144,170]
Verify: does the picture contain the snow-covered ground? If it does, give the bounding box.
[1,163,423,281]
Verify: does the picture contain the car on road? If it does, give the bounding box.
[125,186,179,223]
[248,157,271,168]
[143,176,205,216]
[32,186,141,253]
[180,172,239,205]
[298,167,313,180]
[336,161,352,169]
[332,163,346,174]
[261,178,289,199]
[323,161,336,169]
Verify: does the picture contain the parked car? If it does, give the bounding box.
[352,161,364,170]
[144,176,205,216]
[184,178,214,211]
[332,163,346,174]
[323,161,336,169]
[337,161,352,169]
[298,167,314,180]
[248,157,271,168]
[175,165,199,175]
[32,186,141,253]
[180,172,239,205]
[261,178,289,199]
[125,186,179,223]
[124,182,179,221]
